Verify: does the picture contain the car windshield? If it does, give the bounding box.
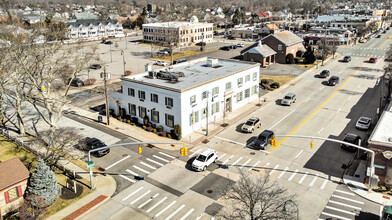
[196,155,207,162]
[284,96,292,99]
[257,135,267,141]
[322,70,328,73]
[245,121,254,125]
[358,120,369,125]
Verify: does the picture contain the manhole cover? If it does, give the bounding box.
[122,154,128,157]
[80,128,85,130]
[98,167,105,172]
[250,152,255,155]
[207,190,213,194]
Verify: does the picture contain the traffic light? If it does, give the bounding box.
[180,147,185,156]
[310,138,314,149]
[138,145,142,154]
[184,147,188,156]
[270,138,277,147]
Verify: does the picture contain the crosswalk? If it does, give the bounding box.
[342,53,385,59]
[319,186,364,220]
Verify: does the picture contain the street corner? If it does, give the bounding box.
[212,167,241,182]
[170,158,187,168]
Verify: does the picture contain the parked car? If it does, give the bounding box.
[89,64,102,69]
[340,133,361,152]
[359,38,367,43]
[227,36,236,40]
[220,46,231,51]
[376,35,381,38]
[157,50,169,55]
[383,30,387,34]
[83,137,110,157]
[319,70,330,78]
[369,57,377,63]
[328,76,340,86]
[343,56,351,62]
[192,149,218,171]
[281,93,296,106]
[236,43,244,47]
[154,60,168,66]
[70,78,84,87]
[387,27,390,30]
[249,130,275,150]
[241,117,261,133]
[356,116,372,130]
[173,58,187,64]
[104,40,113,45]
[230,45,238,49]
[195,42,206,46]
[244,38,253,42]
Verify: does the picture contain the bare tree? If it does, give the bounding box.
[19,194,47,220]
[218,169,297,220]
[318,38,331,66]
[159,22,179,65]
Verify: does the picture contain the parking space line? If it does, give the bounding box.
[288,169,298,181]
[305,97,311,102]
[165,204,186,220]
[133,165,151,174]
[320,87,324,90]
[140,162,157,170]
[278,167,289,178]
[231,157,243,166]
[155,201,177,217]
[321,212,351,220]
[249,161,260,170]
[153,155,170,162]
[180,208,195,220]
[269,109,295,130]
[119,174,136,183]
[317,128,324,134]
[130,190,151,205]
[218,153,227,160]
[147,196,167,213]
[329,200,361,210]
[309,174,318,187]
[325,206,356,215]
[188,149,202,158]
[240,159,252,169]
[331,195,364,204]
[222,155,234,165]
[126,169,139,177]
[138,193,159,209]
[298,172,309,184]
[295,150,303,159]
[335,189,355,196]
[105,155,131,170]
[159,152,176,159]
[320,179,328,189]
[269,165,279,175]
[147,158,164,166]
[122,187,143,201]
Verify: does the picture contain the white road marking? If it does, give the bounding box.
[269,165,279,175]
[155,200,177,217]
[130,190,151,205]
[147,158,164,166]
[105,155,131,170]
[249,161,261,170]
[348,96,352,100]
[119,174,136,183]
[320,87,324,90]
[305,97,311,102]
[188,149,202,158]
[325,206,356,215]
[231,157,243,166]
[317,128,324,134]
[298,172,309,184]
[126,169,139,176]
[320,179,328,189]
[218,153,227,160]
[159,151,175,159]
[329,200,362,210]
[165,204,186,220]
[335,189,355,196]
[122,187,143,201]
[222,155,234,165]
[309,174,318,187]
[337,107,342,113]
[278,167,289,178]
[269,109,295,130]
[147,196,167,213]
[288,169,298,181]
[331,195,364,204]
[133,165,151,174]
[179,208,195,220]
[138,193,159,209]
[321,212,351,220]
[380,206,383,220]
[153,155,169,162]
[214,136,246,146]
[240,159,252,169]
[140,161,157,170]
[295,150,303,159]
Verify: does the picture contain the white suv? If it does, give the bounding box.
[192,149,218,171]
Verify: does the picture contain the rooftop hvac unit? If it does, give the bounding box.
[206,58,218,67]
[148,71,157,79]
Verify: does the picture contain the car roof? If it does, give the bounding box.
[359,117,371,123]
[285,92,295,97]
[344,133,359,141]
[330,76,339,79]
[259,130,274,137]
[248,117,259,121]
[199,149,216,156]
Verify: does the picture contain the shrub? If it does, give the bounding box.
[131,117,138,123]
[125,70,132,76]
[270,82,280,89]
[142,125,146,129]
[147,127,153,132]
[296,50,303,57]
[153,129,157,133]
[173,125,182,136]
[286,53,295,64]
[83,78,96,86]
[143,116,149,126]
[161,131,167,137]
[167,133,171,138]
[127,120,131,123]
[157,126,163,132]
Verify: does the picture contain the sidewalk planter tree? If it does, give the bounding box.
[172,125,182,140]
[143,116,149,126]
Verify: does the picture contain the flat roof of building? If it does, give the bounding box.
[123,57,259,92]
[142,22,213,28]
[369,109,392,146]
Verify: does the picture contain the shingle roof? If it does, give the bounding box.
[246,44,277,57]
[0,157,30,190]
[273,31,303,46]
[67,19,119,27]
[266,23,279,30]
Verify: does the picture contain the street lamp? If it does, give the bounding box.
[283,199,299,220]
[121,50,126,76]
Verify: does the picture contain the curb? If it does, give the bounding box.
[61,195,109,220]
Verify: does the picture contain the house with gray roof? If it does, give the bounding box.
[241,41,276,67]
[67,19,124,39]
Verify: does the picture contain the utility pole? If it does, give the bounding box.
[110,44,112,63]
[125,35,128,49]
[101,67,110,125]
[121,50,126,76]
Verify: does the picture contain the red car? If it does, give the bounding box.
[369,57,377,63]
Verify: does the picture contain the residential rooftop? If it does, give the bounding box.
[142,22,212,28]
[123,57,259,92]
[0,157,30,190]
[369,109,392,146]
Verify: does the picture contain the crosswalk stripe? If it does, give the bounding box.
[249,161,261,170]
[153,155,170,162]
[269,165,279,175]
[179,208,195,220]
[321,212,351,220]
[159,151,176,159]
[133,165,151,174]
[331,195,364,204]
[325,206,356,215]
[298,172,309,184]
[165,204,186,220]
[138,193,159,209]
[130,190,151,205]
[188,149,202,158]
[222,155,234,165]
[140,161,157,170]
[320,179,328,190]
[231,157,243,166]
[240,159,252,169]
[147,196,167,213]
[155,200,177,217]
[309,174,318,187]
[122,187,143,201]
[335,189,355,196]
[105,155,131,170]
[329,200,362,210]
[288,169,298,181]
[126,169,139,176]
[278,167,288,178]
[147,158,164,166]
[119,174,136,183]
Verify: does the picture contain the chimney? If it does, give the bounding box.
[258,40,262,47]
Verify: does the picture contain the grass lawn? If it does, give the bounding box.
[260,75,297,86]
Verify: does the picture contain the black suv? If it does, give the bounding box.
[340,133,361,152]
[319,70,330,78]
[220,46,231,51]
[343,56,351,62]
[328,76,340,86]
[250,130,275,150]
[173,58,187,64]
[83,137,110,157]
[70,78,84,87]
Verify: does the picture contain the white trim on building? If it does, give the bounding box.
[67,20,124,39]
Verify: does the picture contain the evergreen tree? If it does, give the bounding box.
[26,158,60,206]
[303,45,316,64]
[232,8,244,25]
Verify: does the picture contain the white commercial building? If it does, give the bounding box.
[67,19,124,40]
[110,57,260,137]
